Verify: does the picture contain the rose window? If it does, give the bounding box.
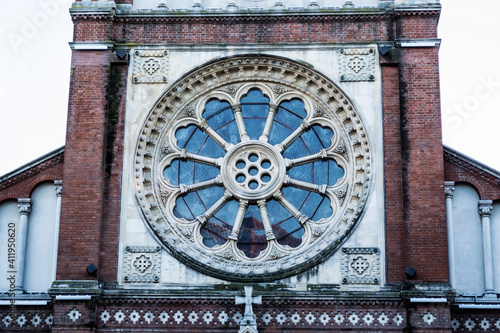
[134,55,372,281]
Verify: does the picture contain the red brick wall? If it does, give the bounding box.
[0,152,64,203]
[58,50,111,280]
[102,16,394,44]
[396,14,439,40]
[99,63,127,282]
[73,19,113,42]
[398,45,447,282]
[382,64,406,283]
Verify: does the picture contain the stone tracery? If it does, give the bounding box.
[134,54,372,281]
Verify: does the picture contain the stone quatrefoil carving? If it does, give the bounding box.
[134,54,372,281]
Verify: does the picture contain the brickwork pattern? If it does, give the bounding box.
[0,307,53,331]
[0,151,63,203]
[95,298,409,332]
[398,46,447,282]
[58,50,111,280]
[444,152,500,201]
[99,63,128,282]
[382,64,406,283]
[451,309,500,332]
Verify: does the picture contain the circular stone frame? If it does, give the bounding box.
[134,54,372,282]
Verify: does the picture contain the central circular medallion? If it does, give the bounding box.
[221,141,286,201]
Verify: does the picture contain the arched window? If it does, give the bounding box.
[24,183,59,292]
[452,183,484,294]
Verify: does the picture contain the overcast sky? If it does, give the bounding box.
[0,0,499,177]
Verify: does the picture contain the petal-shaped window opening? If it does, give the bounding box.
[203,99,240,145]
[282,125,333,159]
[173,187,225,221]
[269,99,307,145]
[240,89,270,140]
[175,125,225,158]
[237,205,267,258]
[163,159,220,186]
[267,200,304,248]
[282,187,333,221]
[201,199,238,248]
[288,160,344,186]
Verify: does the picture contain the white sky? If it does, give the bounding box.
[0,0,499,176]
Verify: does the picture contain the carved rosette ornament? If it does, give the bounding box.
[123,246,161,283]
[341,248,380,285]
[339,48,376,82]
[132,49,169,84]
[134,55,372,281]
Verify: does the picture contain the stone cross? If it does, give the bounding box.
[235,286,261,333]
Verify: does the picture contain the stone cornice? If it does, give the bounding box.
[444,145,500,186]
[0,146,65,190]
[70,1,116,20]
[113,12,392,24]
[69,3,439,22]
[394,7,441,17]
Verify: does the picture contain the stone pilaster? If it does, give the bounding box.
[16,198,31,292]
[478,200,494,295]
[444,181,455,288]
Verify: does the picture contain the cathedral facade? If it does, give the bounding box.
[1,0,500,331]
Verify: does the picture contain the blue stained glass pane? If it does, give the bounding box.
[163,159,182,186]
[237,205,267,258]
[173,187,225,221]
[288,160,344,186]
[281,186,309,211]
[173,196,194,220]
[201,200,238,248]
[314,160,345,186]
[282,136,310,159]
[282,187,332,221]
[267,200,304,248]
[287,164,313,184]
[269,99,306,145]
[175,125,225,158]
[163,160,220,185]
[268,122,293,146]
[241,89,270,140]
[300,191,332,221]
[282,125,334,159]
[203,99,241,145]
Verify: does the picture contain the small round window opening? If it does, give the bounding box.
[135,55,372,281]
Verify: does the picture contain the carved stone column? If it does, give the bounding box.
[16,198,31,292]
[53,180,63,280]
[444,182,455,288]
[478,200,494,295]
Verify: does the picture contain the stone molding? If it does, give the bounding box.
[478,200,493,217]
[444,181,455,199]
[54,180,63,197]
[17,198,32,215]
